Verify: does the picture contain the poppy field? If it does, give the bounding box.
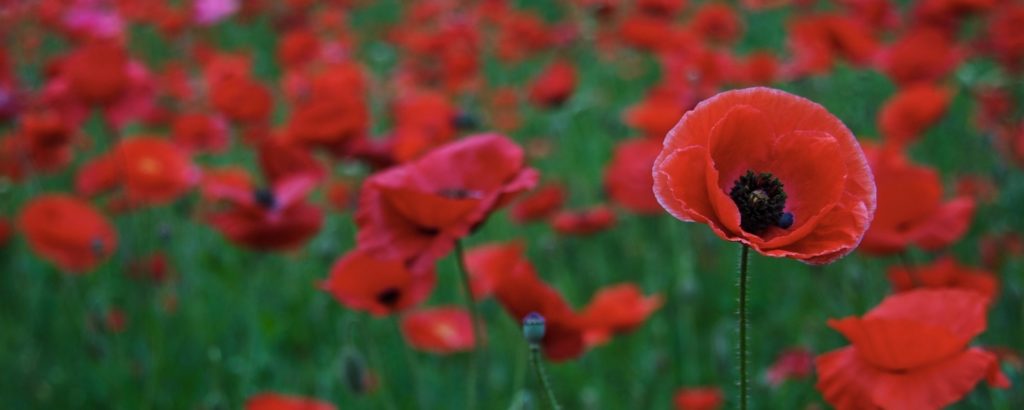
[2,0,1024,409]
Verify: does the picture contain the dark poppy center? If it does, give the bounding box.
[729,170,793,234]
[376,287,401,307]
[438,188,480,200]
[253,188,277,209]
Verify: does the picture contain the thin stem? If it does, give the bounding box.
[454,240,482,410]
[738,244,750,410]
[529,345,561,410]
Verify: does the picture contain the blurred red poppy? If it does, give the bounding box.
[171,113,229,153]
[64,39,129,106]
[605,138,663,214]
[245,393,335,410]
[283,63,368,154]
[653,87,876,264]
[985,3,1024,71]
[876,28,961,87]
[816,289,1010,409]
[400,307,476,354]
[878,84,952,147]
[624,86,695,139]
[257,137,327,185]
[551,205,617,236]
[204,173,323,251]
[887,256,998,303]
[493,259,585,362]
[689,3,743,46]
[207,56,273,125]
[510,184,566,224]
[766,347,814,386]
[321,249,436,317]
[76,136,199,206]
[787,14,879,75]
[674,387,724,410]
[859,145,974,255]
[356,134,538,271]
[465,241,527,300]
[578,283,662,346]
[528,60,576,109]
[18,194,117,273]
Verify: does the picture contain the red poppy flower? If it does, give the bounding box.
[738,51,781,85]
[876,28,961,87]
[509,183,566,223]
[257,137,327,185]
[787,15,879,75]
[388,90,459,162]
[321,249,436,316]
[878,84,953,147]
[283,63,368,153]
[859,145,974,255]
[689,3,743,46]
[18,194,117,273]
[766,347,814,386]
[605,138,663,214]
[617,14,678,52]
[245,393,335,410]
[528,60,576,109]
[64,39,129,106]
[209,74,273,125]
[204,173,323,251]
[551,205,617,236]
[76,137,199,206]
[673,387,724,410]
[577,283,662,346]
[985,3,1024,71]
[624,86,695,139]
[887,257,998,302]
[400,307,476,354]
[277,28,321,69]
[465,241,527,300]
[356,134,538,271]
[653,87,876,264]
[171,113,229,153]
[493,259,585,362]
[816,289,1010,410]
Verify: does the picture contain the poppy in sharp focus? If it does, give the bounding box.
[859,144,974,255]
[550,205,617,236]
[877,84,952,148]
[356,134,538,271]
[321,249,436,317]
[887,256,998,303]
[244,393,336,410]
[815,289,1010,410]
[399,307,476,354]
[605,138,663,214]
[18,194,117,273]
[204,173,323,251]
[652,87,876,264]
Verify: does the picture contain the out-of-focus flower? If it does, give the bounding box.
[203,173,323,251]
[510,184,566,224]
[400,307,476,354]
[878,85,953,148]
[322,249,436,316]
[551,205,617,236]
[887,257,999,303]
[18,194,117,273]
[577,284,662,346]
[605,138,663,214]
[76,136,199,206]
[528,60,577,109]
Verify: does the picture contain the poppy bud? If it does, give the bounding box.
[522,312,546,346]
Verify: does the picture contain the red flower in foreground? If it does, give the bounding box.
[322,249,436,316]
[203,173,323,251]
[551,205,617,236]
[76,137,199,206]
[509,184,566,223]
[400,307,476,354]
[245,393,335,410]
[816,289,1010,409]
[674,386,724,410]
[877,85,952,147]
[356,134,538,271]
[18,194,117,273]
[605,138,663,214]
[887,257,998,302]
[653,87,876,264]
[859,145,974,255]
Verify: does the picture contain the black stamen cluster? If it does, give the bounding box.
[729,170,789,234]
[253,188,277,209]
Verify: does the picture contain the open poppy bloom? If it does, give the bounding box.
[76,136,200,206]
[550,205,617,236]
[674,386,724,410]
[652,87,876,264]
[18,194,117,273]
[400,307,476,354]
[203,172,323,251]
[321,249,436,316]
[887,256,998,303]
[356,134,538,271]
[605,138,663,214]
[816,289,1010,409]
[245,393,335,410]
[859,145,974,255]
[577,283,662,346]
